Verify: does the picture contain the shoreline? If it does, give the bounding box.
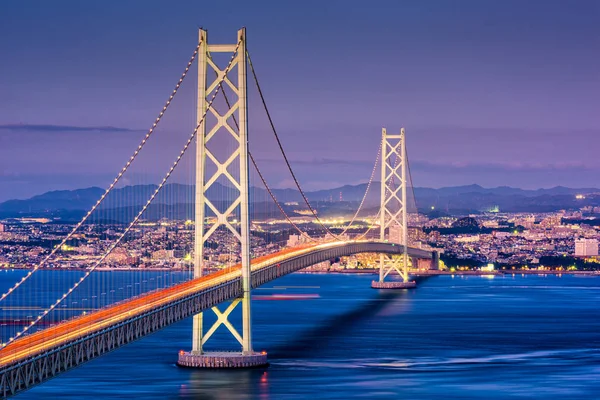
[0,267,598,276]
[293,269,600,276]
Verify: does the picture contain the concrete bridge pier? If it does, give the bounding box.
[432,251,440,270]
[371,279,417,289]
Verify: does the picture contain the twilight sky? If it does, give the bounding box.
[1,0,599,201]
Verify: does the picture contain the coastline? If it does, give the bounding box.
[0,267,598,276]
[295,269,600,276]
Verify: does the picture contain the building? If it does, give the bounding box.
[151,249,174,261]
[575,238,598,257]
[493,231,511,239]
[105,248,130,265]
[454,235,480,243]
[540,214,563,228]
[287,234,309,247]
[481,263,495,272]
[0,223,5,233]
[388,225,403,244]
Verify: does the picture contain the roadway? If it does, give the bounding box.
[0,240,431,369]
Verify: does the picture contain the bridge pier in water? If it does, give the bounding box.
[372,128,417,289]
[177,27,267,369]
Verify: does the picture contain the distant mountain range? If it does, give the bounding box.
[2,183,600,221]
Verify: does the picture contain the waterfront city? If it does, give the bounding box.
[2,202,600,274]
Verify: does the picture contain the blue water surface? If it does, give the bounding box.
[5,273,600,399]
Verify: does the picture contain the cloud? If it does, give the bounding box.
[410,160,598,173]
[254,157,374,168]
[405,159,600,190]
[0,124,142,133]
[274,177,363,191]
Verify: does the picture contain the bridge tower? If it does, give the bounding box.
[178,28,267,368]
[371,128,416,289]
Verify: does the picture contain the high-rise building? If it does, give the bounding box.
[575,238,598,257]
[540,214,563,228]
[0,223,5,233]
[287,234,309,247]
[388,225,402,244]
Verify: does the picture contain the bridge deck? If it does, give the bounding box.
[0,243,309,367]
[0,240,431,396]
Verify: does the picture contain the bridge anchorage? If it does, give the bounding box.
[371,128,417,289]
[176,28,268,369]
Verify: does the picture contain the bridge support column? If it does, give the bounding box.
[372,127,416,289]
[178,27,267,369]
[431,251,440,270]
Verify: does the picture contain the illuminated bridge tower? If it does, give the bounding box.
[371,128,417,289]
[178,28,267,368]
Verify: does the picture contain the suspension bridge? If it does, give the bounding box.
[0,28,437,397]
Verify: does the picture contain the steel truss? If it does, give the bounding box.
[193,28,252,355]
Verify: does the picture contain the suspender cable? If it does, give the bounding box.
[211,67,315,243]
[338,141,381,236]
[356,146,398,240]
[0,40,204,304]
[405,143,420,215]
[249,153,315,242]
[246,50,342,240]
[2,40,242,347]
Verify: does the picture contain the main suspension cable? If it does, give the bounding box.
[210,63,315,243]
[249,153,315,242]
[246,50,341,240]
[339,141,382,235]
[0,40,203,304]
[2,40,241,346]
[357,148,398,240]
[355,209,381,240]
[405,142,420,216]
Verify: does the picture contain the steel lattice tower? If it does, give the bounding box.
[179,28,267,368]
[372,128,416,289]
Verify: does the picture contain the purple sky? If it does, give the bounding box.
[1,0,599,201]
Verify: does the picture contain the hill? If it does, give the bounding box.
[2,183,600,220]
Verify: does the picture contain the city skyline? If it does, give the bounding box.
[1,0,600,201]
